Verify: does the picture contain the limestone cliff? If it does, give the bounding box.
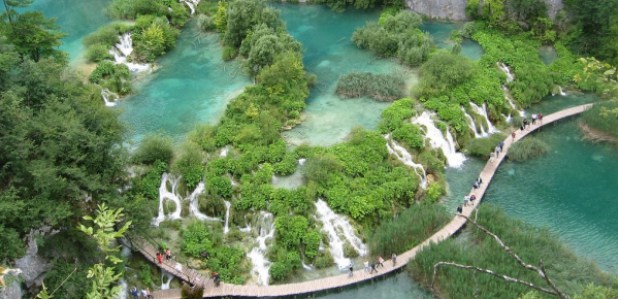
[405,0,564,21]
[405,0,468,20]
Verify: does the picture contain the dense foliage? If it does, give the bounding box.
[352,10,433,66]
[312,0,404,12]
[181,221,248,284]
[335,72,405,101]
[368,204,449,256]
[409,205,616,299]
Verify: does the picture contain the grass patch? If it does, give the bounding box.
[368,204,450,257]
[508,136,549,162]
[335,72,405,102]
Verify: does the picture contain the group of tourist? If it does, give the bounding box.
[130,287,152,299]
[520,112,543,131]
[348,254,396,277]
[155,248,172,265]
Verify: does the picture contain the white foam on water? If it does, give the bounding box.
[469,102,499,134]
[462,107,485,138]
[161,270,174,290]
[101,88,118,107]
[223,200,231,234]
[247,211,275,286]
[412,112,466,168]
[109,33,151,73]
[315,199,367,269]
[497,62,514,82]
[384,134,427,189]
[179,0,200,14]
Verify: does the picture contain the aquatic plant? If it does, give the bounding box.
[335,72,405,102]
[508,136,549,162]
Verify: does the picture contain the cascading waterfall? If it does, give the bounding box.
[315,199,367,269]
[497,63,526,117]
[558,86,567,96]
[384,135,427,189]
[101,88,118,107]
[223,200,231,234]
[469,103,499,134]
[179,0,200,15]
[220,146,229,157]
[109,33,151,73]
[497,62,514,82]
[153,173,182,226]
[188,182,220,222]
[161,270,174,290]
[153,174,220,226]
[247,211,275,286]
[461,107,485,138]
[412,112,466,168]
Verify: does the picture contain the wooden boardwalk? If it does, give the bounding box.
[143,104,592,299]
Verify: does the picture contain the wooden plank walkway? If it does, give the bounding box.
[142,104,592,299]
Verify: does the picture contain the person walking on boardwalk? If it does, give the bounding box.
[349,265,354,277]
[377,256,385,268]
[391,253,397,266]
[156,252,163,264]
[130,287,138,299]
[364,260,370,272]
[512,131,516,139]
[539,112,543,124]
[457,205,463,214]
[370,263,378,274]
[165,248,172,261]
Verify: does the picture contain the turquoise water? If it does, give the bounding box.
[420,22,483,61]
[485,117,618,274]
[19,0,112,62]
[116,22,250,143]
[276,4,412,146]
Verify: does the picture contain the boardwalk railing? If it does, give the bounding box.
[138,104,592,299]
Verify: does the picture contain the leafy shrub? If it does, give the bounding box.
[133,134,174,165]
[335,72,405,102]
[181,221,214,257]
[85,44,112,63]
[508,136,549,162]
[314,251,334,269]
[133,16,179,62]
[172,142,204,189]
[89,61,132,95]
[392,123,425,150]
[83,23,130,48]
[352,11,432,66]
[581,100,618,139]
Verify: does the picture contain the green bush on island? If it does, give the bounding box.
[352,11,433,67]
[464,133,506,158]
[409,205,615,299]
[132,15,180,62]
[172,142,204,189]
[85,43,113,62]
[581,100,618,140]
[132,134,174,165]
[368,204,450,257]
[335,72,405,101]
[508,136,549,162]
[83,23,131,49]
[89,61,132,95]
[108,0,189,26]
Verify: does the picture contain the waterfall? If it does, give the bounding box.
[384,135,427,189]
[462,107,485,138]
[223,200,231,234]
[247,211,275,286]
[469,103,499,134]
[153,174,220,226]
[179,0,200,14]
[497,62,514,82]
[412,112,466,168]
[219,146,229,157]
[188,182,220,222]
[109,33,151,73]
[315,199,367,269]
[302,262,313,271]
[161,270,174,290]
[298,158,306,166]
[153,173,183,226]
[116,279,127,299]
[558,86,567,96]
[101,88,117,107]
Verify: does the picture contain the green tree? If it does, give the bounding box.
[3,12,66,61]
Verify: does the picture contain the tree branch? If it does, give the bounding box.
[431,261,559,296]
[457,214,570,299]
